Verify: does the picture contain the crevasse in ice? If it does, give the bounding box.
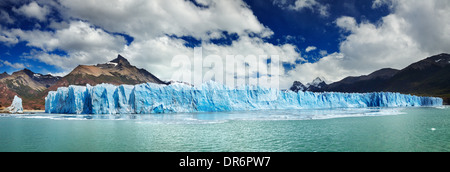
[45,81,443,114]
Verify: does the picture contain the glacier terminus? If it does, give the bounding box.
[45,81,443,114]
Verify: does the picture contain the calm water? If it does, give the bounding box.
[1,107,449,152]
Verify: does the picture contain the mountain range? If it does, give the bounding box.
[290,53,450,104]
[47,55,166,90]
[0,55,167,110]
[0,69,61,110]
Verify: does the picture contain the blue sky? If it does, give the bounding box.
[245,0,391,62]
[1,0,449,88]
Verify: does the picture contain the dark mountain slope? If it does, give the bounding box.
[383,53,450,102]
[326,68,400,93]
[289,53,450,104]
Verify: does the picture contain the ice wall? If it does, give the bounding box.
[45,81,443,114]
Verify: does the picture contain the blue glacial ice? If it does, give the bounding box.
[45,81,443,114]
[7,95,23,114]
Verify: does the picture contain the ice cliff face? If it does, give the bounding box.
[45,81,443,114]
[7,95,23,113]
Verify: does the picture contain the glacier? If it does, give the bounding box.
[7,95,23,114]
[45,81,443,114]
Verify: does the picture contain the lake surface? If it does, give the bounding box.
[1,106,449,152]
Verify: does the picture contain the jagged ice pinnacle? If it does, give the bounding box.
[45,81,443,114]
[7,95,23,114]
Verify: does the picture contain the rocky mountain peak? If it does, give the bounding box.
[408,53,450,70]
[290,81,307,92]
[306,77,328,90]
[310,77,325,85]
[110,54,131,66]
[0,72,9,79]
[289,77,328,92]
[13,68,34,77]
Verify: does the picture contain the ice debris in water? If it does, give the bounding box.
[45,81,443,114]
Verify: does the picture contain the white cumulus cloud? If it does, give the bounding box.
[1,60,26,69]
[287,0,450,85]
[50,0,300,87]
[305,46,317,52]
[274,0,330,17]
[58,0,272,40]
[3,20,127,69]
[12,1,50,22]
[6,0,448,90]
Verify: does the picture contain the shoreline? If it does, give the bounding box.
[0,109,45,114]
[23,110,45,113]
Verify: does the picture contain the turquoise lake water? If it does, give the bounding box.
[1,106,449,152]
